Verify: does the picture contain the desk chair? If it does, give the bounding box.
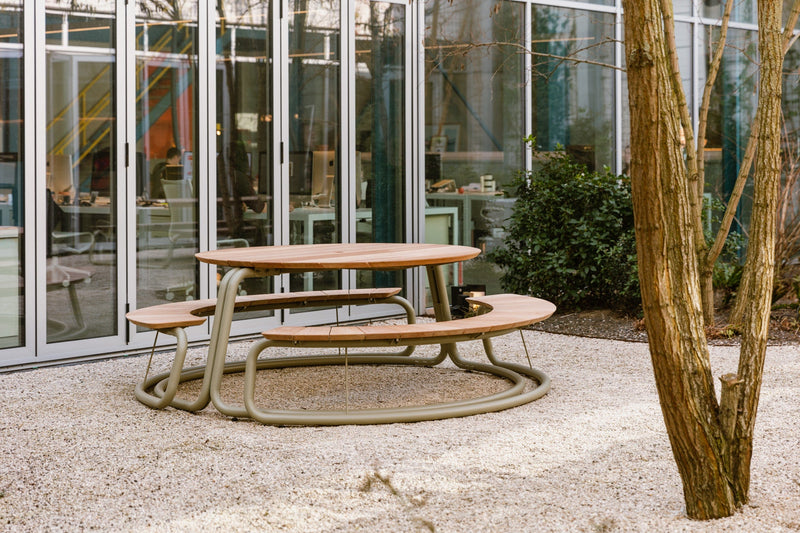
[160,179,198,267]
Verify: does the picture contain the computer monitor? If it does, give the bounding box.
[47,154,73,194]
[289,151,313,197]
[312,150,336,196]
[164,165,183,181]
[90,147,111,195]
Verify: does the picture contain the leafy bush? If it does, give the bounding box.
[489,140,640,312]
[704,195,745,306]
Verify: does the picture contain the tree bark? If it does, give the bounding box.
[623,0,736,519]
[724,0,783,503]
[624,0,784,519]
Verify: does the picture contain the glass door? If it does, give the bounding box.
[133,2,200,321]
[215,1,275,319]
[353,1,407,294]
[43,1,120,345]
[0,2,24,356]
[287,0,342,293]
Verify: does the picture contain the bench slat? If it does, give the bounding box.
[126,288,402,330]
[262,294,556,343]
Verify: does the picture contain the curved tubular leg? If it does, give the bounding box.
[240,337,549,426]
[480,336,551,400]
[208,267,258,418]
[425,264,461,362]
[384,295,417,357]
[134,327,190,409]
[151,266,254,414]
[144,280,427,413]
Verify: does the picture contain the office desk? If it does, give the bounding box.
[59,204,171,249]
[246,206,459,246]
[426,192,510,248]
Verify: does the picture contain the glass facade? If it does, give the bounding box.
[354,1,407,291]
[288,0,342,293]
[425,0,525,295]
[215,1,275,319]
[135,2,200,316]
[530,6,616,170]
[0,1,794,367]
[0,2,22,350]
[45,0,118,343]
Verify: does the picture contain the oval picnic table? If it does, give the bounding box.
[132,243,554,425]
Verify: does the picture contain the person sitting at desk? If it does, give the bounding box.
[148,147,181,199]
[218,141,266,241]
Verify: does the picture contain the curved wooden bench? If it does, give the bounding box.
[242,294,557,425]
[127,288,413,410]
[262,294,556,345]
[126,288,404,331]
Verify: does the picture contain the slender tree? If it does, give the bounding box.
[623,0,783,519]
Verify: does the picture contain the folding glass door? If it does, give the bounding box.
[133,2,201,322]
[0,2,24,359]
[215,1,276,327]
[42,1,122,351]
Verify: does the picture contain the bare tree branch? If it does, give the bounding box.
[659,0,705,262]
[430,40,624,74]
[784,0,800,55]
[697,0,735,219]
[707,0,800,271]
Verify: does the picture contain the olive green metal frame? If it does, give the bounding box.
[137,264,551,425]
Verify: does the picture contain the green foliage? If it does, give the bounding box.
[704,196,745,306]
[489,138,640,312]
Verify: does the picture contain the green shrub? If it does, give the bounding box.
[703,195,745,306]
[489,139,640,312]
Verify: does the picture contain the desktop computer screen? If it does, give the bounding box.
[311,150,336,196]
[289,151,313,197]
[164,165,183,181]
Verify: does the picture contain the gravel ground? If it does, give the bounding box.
[1,328,799,532]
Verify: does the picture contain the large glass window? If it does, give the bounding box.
[354,1,406,290]
[700,26,758,230]
[134,2,199,313]
[45,0,118,343]
[288,0,341,292]
[0,2,23,350]
[531,6,616,171]
[424,0,525,295]
[215,1,274,310]
[702,0,756,25]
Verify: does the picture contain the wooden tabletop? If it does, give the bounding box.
[195,243,481,271]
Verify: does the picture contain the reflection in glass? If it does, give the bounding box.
[424,0,524,296]
[674,0,694,17]
[701,26,758,232]
[288,0,341,292]
[215,1,274,310]
[45,0,117,343]
[354,1,405,290]
[134,2,199,317]
[702,0,756,25]
[0,2,22,350]
[531,7,616,171]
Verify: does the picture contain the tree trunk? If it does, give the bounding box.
[624,0,784,519]
[623,0,736,519]
[725,0,783,503]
